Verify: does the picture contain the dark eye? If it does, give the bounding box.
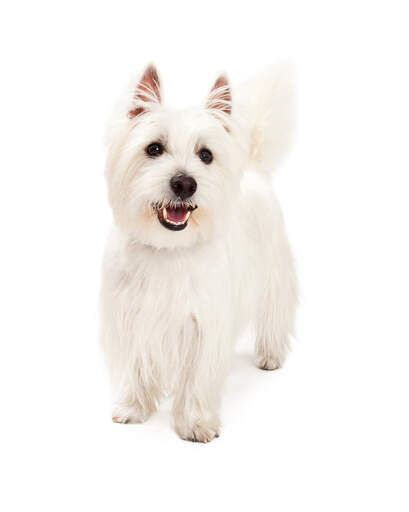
[198,148,213,164]
[146,142,164,157]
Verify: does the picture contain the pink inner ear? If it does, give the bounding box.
[137,65,161,103]
[128,65,161,119]
[128,106,145,119]
[208,75,231,115]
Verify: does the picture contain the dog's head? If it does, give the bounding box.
[105,64,247,249]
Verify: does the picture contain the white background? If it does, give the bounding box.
[1,1,408,511]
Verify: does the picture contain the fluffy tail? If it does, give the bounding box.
[235,61,295,174]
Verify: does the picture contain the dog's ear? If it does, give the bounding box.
[206,75,232,115]
[128,64,162,119]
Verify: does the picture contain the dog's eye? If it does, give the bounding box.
[146,142,164,157]
[198,148,213,164]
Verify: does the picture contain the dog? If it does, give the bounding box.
[100,63,297,442]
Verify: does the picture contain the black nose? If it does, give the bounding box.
[170,174,197,200]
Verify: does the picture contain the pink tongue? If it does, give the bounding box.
[166,206,187,222]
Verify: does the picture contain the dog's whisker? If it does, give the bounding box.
[150,199,197,212]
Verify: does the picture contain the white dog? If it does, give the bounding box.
[100,63,297,442]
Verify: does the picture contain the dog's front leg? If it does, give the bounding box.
[111,368,161,424]
[172,319,227,443]
[173,373,222,443]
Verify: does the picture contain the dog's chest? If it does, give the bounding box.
[116,246,231,342]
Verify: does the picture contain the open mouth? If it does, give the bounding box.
[156,204,196,231]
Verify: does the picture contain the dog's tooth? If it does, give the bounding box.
[163,207,168,220]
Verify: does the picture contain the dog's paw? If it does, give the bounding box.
[175,419,220,444]
[256,354,282,371]
[111,404,147,424]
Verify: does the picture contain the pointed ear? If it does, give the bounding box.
[128,64,161,119]
[206,75,232,115]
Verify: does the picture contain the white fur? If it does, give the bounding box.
[100,63,297,442]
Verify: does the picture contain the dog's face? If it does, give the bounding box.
[105,65,247,249]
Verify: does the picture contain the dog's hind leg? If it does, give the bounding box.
[255,221,297,371]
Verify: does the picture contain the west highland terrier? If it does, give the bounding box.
[100,63,297,442]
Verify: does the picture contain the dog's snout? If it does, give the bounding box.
[170,174,197,200]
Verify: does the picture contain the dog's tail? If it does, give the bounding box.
[235,61,295,174]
